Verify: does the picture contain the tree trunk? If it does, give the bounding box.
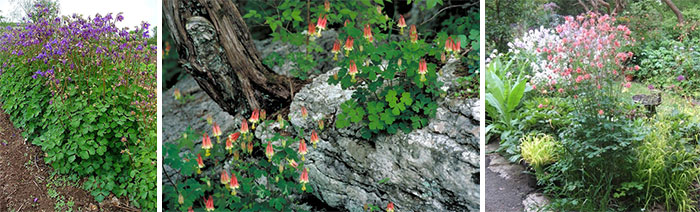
[662,0,684,25]
[163,0,303,115]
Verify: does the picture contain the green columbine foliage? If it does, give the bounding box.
[245,0,475,139]
[164,114,312,211]
[0,4,156,210]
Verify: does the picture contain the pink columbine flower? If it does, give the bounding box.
[204,196,214,211]
[344,36,354,54]
[332,39,341,60]
[397,15,407,35]
[363,24,374,43]
[298,139,308,161]
[418,58,428,82]
[348,60,358,81]
[202,133,213,156]
[310,130,319,148]
[598,110,604,115]
[387,202,395,212]
[300,168,309,191]
[220,170,230,185]
[196,154,205,174]
[266,141,274,162]
[230,173,240,195]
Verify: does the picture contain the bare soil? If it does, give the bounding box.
[0,107,100,211]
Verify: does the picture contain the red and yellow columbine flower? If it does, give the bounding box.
[173,88,181,100]
[247,141,253,154]
[206,115,213,125]
[397,15,407,35]
[220,170,230,185]
[178,193,184,204]
[316,15,328,37]
[363,24,374,43]
[230,173,240,195]
[310,130,319,148]
[226,132,239,154]
[266,141,274,162]
[387,202,395,212]
[409,24,417,43]
[308,23,316,38]
[288,158,299,168]
[298,138,308,161]
[348,60,358,82]
[324,0,330,12]
[249,109,260,129]
[301,106,308,119]
[188,207,194,212]
[453,39,461,54]
[344,36,354,55]
[240,119,249,135]
[202,133,213,156]
[418,58,428,82]
[260,109,266,121]
[300,168,309,191]
[277,114,285,129]
[318,119,324,131]
[212,122,222,143]
[445,37,454,53]
[196,154,204,174]
[204,196,214,212]
[331,39,341,61]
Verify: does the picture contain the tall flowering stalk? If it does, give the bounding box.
[544,12,635,115]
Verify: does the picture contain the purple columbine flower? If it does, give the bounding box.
[677,75,685,81]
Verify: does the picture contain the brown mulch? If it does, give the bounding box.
[0,107,101,211]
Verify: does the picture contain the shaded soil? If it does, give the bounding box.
[485,142,537,212]
[0,107,100,211]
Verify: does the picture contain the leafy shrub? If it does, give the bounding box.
[636,39,700,97]
[539,12,644,210]
[485,55,531,150]
[163,110,315,211]
[0,4,156,210]
[517,97,574,136]
[634,111,700,211]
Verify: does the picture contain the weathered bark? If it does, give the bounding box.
[662,0,684,24]
[163,0,303,115]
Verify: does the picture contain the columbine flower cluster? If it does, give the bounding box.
[507,26,566,87]
[188,107,323,210]
[545,12,634,94]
